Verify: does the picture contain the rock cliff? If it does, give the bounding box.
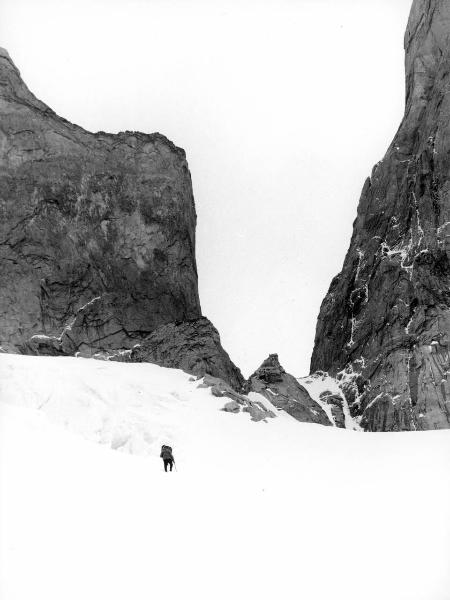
[311,0,450,431]
[0,48,243,389]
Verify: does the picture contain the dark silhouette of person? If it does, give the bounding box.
[160,445,175,472]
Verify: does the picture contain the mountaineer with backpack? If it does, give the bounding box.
[160,445,175,472]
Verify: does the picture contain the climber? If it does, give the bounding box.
[160,444,175,472]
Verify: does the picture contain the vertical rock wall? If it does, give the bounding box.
[311,0,450,431]
[0,48,201,354]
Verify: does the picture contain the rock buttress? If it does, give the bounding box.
[0,48,244,390]
[311,0,450,431]
[0,48,201,353]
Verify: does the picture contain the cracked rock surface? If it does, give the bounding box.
[0,48,244,391]
[0,48,201,354]
[311,0,450,431]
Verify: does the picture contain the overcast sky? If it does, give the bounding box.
[1,0,413,377]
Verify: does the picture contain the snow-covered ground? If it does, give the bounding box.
[1,354,449,600]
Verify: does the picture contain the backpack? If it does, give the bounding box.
[160,445,174,460]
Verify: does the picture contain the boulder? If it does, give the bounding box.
[222,401,241,413]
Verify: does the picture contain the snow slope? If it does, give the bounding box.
[300,371,362,430]
[1,354,450,600]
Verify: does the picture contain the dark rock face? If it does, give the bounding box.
[128,318,245,392]
[311,1,450,431]
[319,392,345,429]
[247,354,332,426]
[0,48,201,354]
[0,48,245,391]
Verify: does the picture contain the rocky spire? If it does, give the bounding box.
[311,0,450,431]
[247,354,332,426]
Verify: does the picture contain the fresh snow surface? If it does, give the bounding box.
[1,354,450,600]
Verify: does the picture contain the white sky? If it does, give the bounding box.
[1,0,412,377]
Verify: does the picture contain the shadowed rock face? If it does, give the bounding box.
[0,48,201,354]
[128,318,245,392]
[247,354,332,426]
[311,0,450,431]
[318,392,345,429]
[0,48,245,391]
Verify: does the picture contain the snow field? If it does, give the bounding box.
[1,354,450,600]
